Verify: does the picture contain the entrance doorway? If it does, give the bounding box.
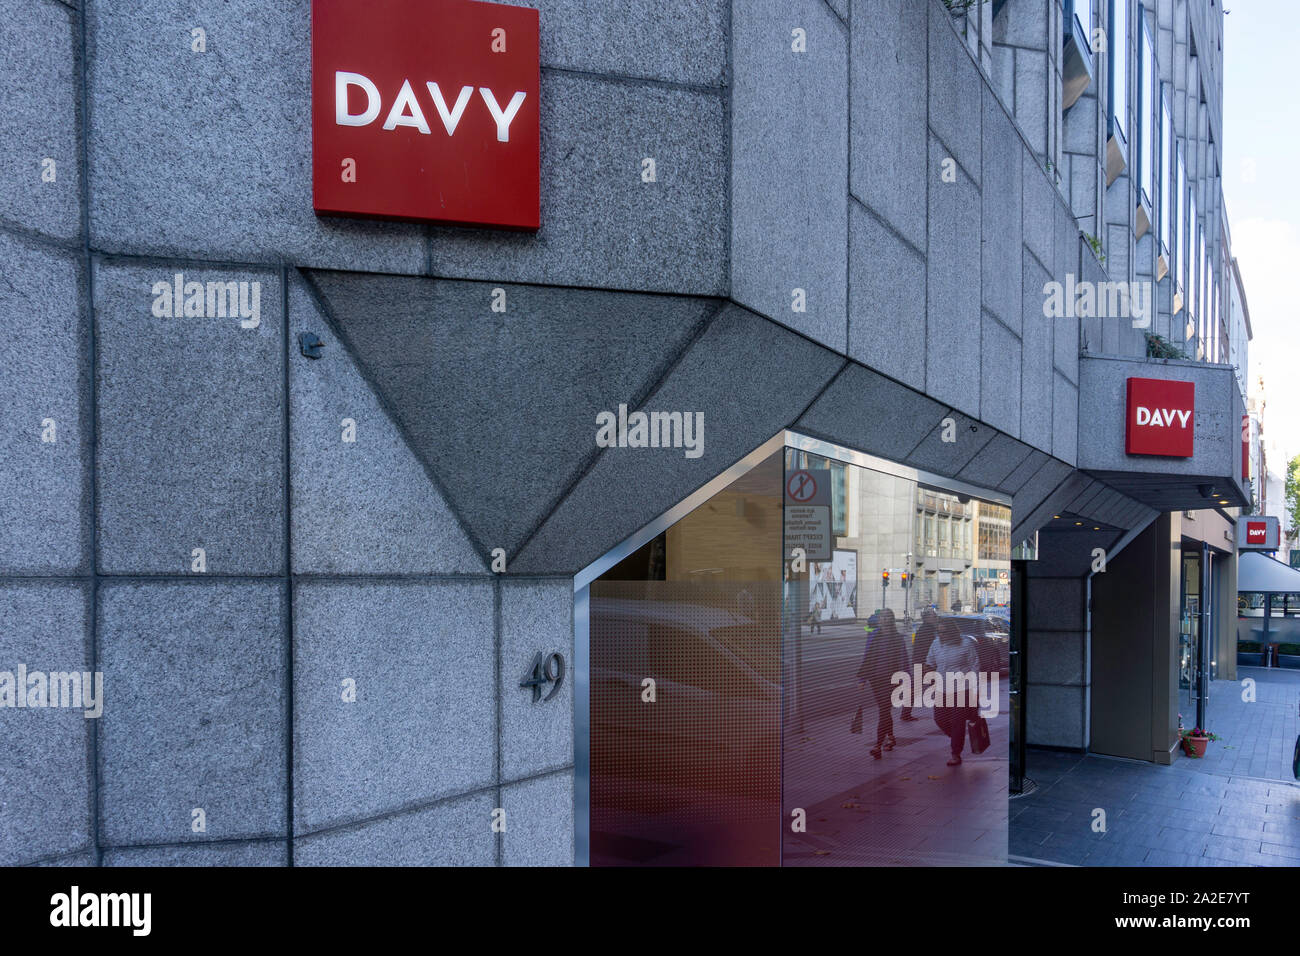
[575,433,1013,865]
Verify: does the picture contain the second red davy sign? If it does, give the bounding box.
[311,0,541,230]
[1125,376,1195,458]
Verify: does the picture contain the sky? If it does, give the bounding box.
[1222,1,1299,470]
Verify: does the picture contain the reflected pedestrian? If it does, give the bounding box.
[925,620,980,766]
[857,608,907,759]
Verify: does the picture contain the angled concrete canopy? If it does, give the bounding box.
[306,269,1163,577]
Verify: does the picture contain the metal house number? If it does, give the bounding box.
[520,652,565,703]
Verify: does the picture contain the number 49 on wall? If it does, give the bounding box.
[520,651,565,703]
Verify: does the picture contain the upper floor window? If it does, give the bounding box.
[1064,0,1097,110]
[1210,276,1219,363]
[1108,0,1129,149]
[1158,87,1173,257]
[1072,0,1096,42]
[1198,226,1208,353]
[1176,151,1187,291]
[1136,8,1156,210]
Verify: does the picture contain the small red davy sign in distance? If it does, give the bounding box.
[1246,521,1267,544]
[311,0,540,230]
[1125,377,1195,457]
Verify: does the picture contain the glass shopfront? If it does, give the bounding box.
[576,433,1013,866]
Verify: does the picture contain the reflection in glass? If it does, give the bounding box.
[589,451,782,866]
[585,443,1011,866]
[781,449,1010,865]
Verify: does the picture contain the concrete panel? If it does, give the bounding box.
[1025,683,1086,749]
[1054,206,1081,384]
[929,6,982,186]
[957,432,1035,490]
[981,89,1023,332]
[904,409,996,480]
[502,772,574,866]
[850,0,927,249]
[501,580,573,780]
[515,303,842,574]
[1030,527,1119,576]
[1025,577,1086,627]
[295,791,495,866]
[732,0,847,349]
[1001,448,1050,494]
[1062,479,1103,516]
[103,842,288,866]
[311,270,716,560]
[1083,489,1130,527]
[981,312,1022,438]
[1076,355,1242,482]
[94,260,284,575]
[288,276,482,574]
[97,582,287,846]
[1022,150,1056,270]
[994,0,1049,47]
[926,134,981,416]
[0,583,93,866]
[87,0,426,273]
[1020,250,1054,452]
[428,72,727,295]
[1018,469,1090,542]
[0,0,81,240]
[293,581,495,834]
[1026,629,1086,685]
[847,200,926,391]
[1010,457,1072,541]
[798,362,949,466]
[498,0,727,85]
[1013,50,1048,156]
[1078,241,1107,354]
[0,233,88,573]
[33,851,98,867]
[1053,371,1078,466]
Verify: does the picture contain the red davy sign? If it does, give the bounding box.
[1246,522,1267,545]
[1242,414,1250,480]
[1125,377,1194,457]
[311,0,540,230]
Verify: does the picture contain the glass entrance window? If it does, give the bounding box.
[586,449,783,866]
[580,434,1012,866]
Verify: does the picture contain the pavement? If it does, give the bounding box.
[1010,667,1300,866]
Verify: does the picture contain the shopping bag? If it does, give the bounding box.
[967,716,990,755]
[850,705,863,734]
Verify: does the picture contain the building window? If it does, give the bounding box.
[1188,188,1198,327]
[1063,0,1096,110]
[1072,0,1095,40]
[1176,149,1187,292]
[1136,8,1156,214]
[1197,224,1206,354]
[1108,0,1129,148]
[1158,87,1173,260]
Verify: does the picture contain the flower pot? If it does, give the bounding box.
[1182,735,1209,758]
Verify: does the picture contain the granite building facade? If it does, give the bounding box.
[0,0,1247,866]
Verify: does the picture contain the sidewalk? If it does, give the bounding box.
[783,682,1010,866]
[1010,667,1300,866]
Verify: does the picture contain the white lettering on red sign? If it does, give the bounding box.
[335,72,527,143]
[1133,406,1191,429]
